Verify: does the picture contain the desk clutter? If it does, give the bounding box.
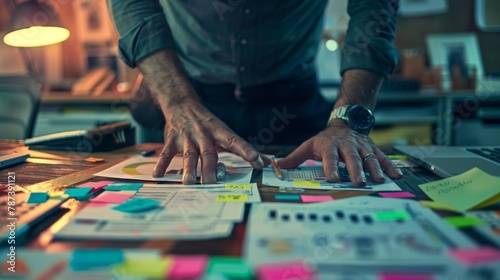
[2,153,500,279]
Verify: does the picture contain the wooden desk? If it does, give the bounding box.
[1,141,413,256]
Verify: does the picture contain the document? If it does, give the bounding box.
[262,166,401,191]
[94,156,253,184]
[55,184,261,240]
[418,167,500,211]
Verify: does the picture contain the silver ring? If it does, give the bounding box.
[363,153,375,162]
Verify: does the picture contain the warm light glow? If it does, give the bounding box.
[325,39,339,51]
[3,26,70,47]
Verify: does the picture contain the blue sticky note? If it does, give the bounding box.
[27,192,48,204]
[65,187,93,198]
[112,198,160,213]
[70,249,124,271]
[104,183,144,191]
[275,194,301,201]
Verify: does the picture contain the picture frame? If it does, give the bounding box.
[426,33,484,81]
[475,0,500,32]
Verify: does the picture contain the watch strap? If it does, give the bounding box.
[327,106,349,126]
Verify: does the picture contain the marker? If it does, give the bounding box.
[140,150,156,157]
[216,162,227,181]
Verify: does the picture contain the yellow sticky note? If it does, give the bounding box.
[293,180,321,188]
[420,200,459,212]
[225,184,252,190]
[418,168,500,211]
[216,194,248,202]
[113,258,171,279]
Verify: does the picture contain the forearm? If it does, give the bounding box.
[137,50,199,112]
[335,69,383,110]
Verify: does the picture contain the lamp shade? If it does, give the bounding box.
[3,0,70,47]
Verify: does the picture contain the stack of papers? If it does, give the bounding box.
[56,183,261,240]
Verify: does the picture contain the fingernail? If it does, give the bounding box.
[202,174,216,184]
[329,171,339,181]
[183,173,196,183]
[397,168,403,176]
[152,169,162,177]
[356,175,366,184]
[252,156,264,170]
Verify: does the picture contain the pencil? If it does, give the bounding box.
[271,158,283,180]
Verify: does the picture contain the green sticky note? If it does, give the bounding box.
[27,192,48,204]
[418,168,500,212]
[104,183,143,191]
[112,198,160,213]
[113,258,171,278]
[65,187,92,198]
[444,216,485,228]
[374,211,411,221]
[208,257,253,279]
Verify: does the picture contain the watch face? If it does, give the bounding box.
[347,105,375,132]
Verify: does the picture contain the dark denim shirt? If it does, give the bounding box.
[108,0,399,87]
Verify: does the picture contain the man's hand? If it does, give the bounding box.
[278,120,403,186]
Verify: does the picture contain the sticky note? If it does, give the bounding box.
[374,211,411,221]
[448,246,500,265]
[216,194,248,202]
[294,180,321,188]
[90,192,134,204]
[304,159,318,167]
[207,257,253,279]
[64,187,92,198]
[379,192,415,198]
[75,181,114,192]
[113,258,172,278]
[70,249,124,271]
[86,202,108,208]
[168,255,208,279]
[418,168,500,211]
[224,184,252,190]
[444,216,485,228]
[256,261,315,280]
[27,192,48,204]
[104,183,143,191]
[379,272,434,280]
[112,198,160,213]
[301,195,333,203]
[275,194,301,201]
[419,200,458,212]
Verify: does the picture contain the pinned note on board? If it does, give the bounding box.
[216,194,248,202]
[418,168,500,211]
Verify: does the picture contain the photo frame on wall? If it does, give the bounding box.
[426,33,484,82]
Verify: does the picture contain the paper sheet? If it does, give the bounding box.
[94,156,253,184]
[55,184,261,240]
[418,168,500,211]
[262,166,401,191]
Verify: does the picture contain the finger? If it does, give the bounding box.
[277,140,312,168]
[260,154,272,167]
[215,130,263,170]
[373,148,403,179]
[360,147,385,183]
[339,145,365,186]
[153,135,177,177]
[182,138,199,184]
[322,145,340,182]
[198,136,218,184]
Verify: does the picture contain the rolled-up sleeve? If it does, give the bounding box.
[340,0,400,78]
[107,0,175,68]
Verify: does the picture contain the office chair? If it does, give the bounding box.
[0,75,42,140]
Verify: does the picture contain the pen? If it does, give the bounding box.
[216,162,227,181]
[271,158,283,180]
[140,149,156,157]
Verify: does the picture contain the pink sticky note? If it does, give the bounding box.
[379,272,434,280]
[86,202,109,208]
[90,192,133,204]
[300,195,333,203]
[256,261,316,280]
[304,160,317,167]
[448,246,500,265]
[379,192,416,198]
[76,181,114,192]
[168,255,208,279]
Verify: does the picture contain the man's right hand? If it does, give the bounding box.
[153,97,265,184]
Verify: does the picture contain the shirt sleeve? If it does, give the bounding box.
[107,0,175,68]
[340,0,400,78]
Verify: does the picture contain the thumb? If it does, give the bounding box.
[277,141,311,169]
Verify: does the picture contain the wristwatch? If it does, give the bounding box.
[327,105,375,135]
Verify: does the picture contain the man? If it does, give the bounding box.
[107,0,403,185]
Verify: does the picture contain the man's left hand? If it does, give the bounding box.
[277,120,403,186]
